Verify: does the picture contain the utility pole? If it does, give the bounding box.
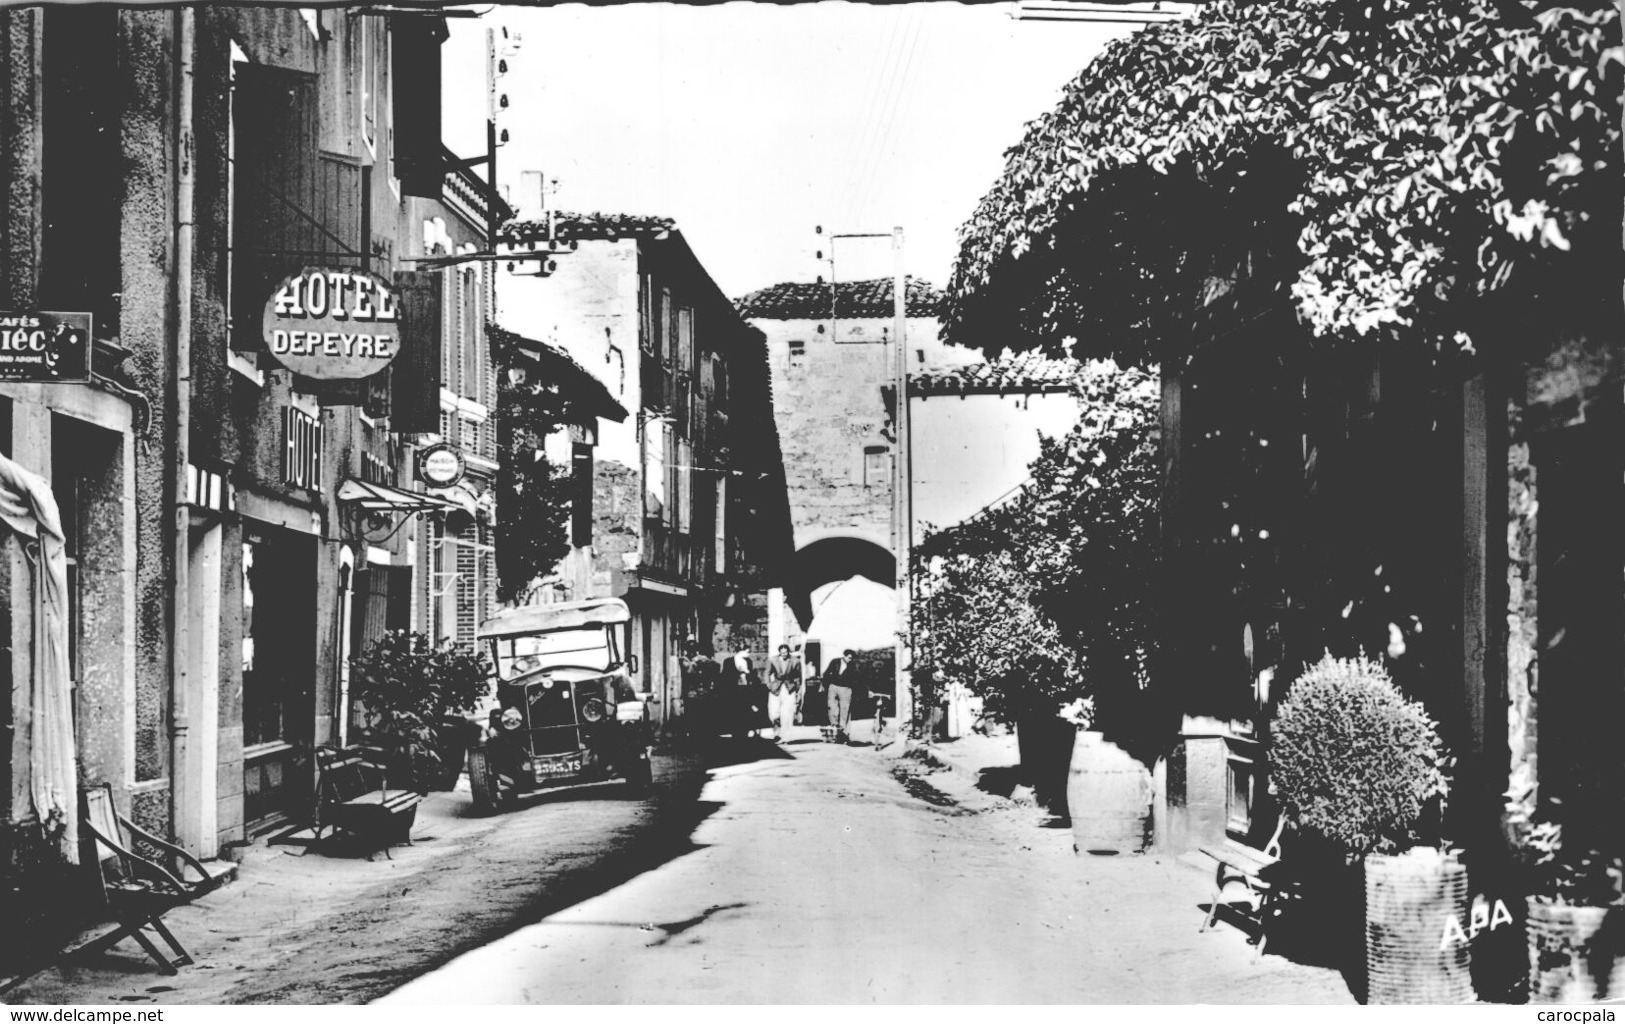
[485,28,500,250]
[891,226,914,740]
[818,225,916,739]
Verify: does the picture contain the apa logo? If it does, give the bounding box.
[1439,896,1514,950]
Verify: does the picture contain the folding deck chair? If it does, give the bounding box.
[74,784,223,974]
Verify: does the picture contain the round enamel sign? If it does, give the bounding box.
[418,443,467,488]
[261,268,401,379]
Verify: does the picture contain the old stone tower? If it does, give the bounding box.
[736,277,976,666]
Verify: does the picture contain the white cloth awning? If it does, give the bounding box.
[0,452,77,864]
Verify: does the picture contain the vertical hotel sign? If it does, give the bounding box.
[0,312,92,382]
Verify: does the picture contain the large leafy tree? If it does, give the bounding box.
[946,0,1622,361]
[914,362,1159,742]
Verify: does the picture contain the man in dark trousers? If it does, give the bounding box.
[823,648,858,743]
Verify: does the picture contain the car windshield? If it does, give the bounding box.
[494,627,614,679]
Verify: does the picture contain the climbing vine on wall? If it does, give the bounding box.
[946,0,1622,360]
[490,325,575,605]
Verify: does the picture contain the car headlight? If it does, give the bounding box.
[581,698,609,723]
[500,708,523,731]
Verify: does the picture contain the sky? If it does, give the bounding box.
[443,3,1135,300]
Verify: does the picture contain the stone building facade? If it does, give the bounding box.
[736,278,976,668]
[0,7,521,961]
[497,214,794,725]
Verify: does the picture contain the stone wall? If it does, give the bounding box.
[755,315,926,552]
[1503,326,1621,823]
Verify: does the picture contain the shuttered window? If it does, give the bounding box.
[231,64,365,353]
[231,63,317,351]
[40,7,120,340]
[392,270,444,433]
[351,564,411,659]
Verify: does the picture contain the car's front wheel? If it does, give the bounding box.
[467,747,504,814]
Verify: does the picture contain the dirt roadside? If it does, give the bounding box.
[4,746,731,1005]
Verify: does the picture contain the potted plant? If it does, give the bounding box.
[1270,653,1466,1003]
[349,630,493,794]
[1510,811,1625,1003]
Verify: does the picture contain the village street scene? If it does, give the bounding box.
[1,0,1622,1007]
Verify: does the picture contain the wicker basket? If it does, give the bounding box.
[1527,900,1625,1004]
[1365,850,1474,1004]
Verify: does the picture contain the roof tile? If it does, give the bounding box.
[735,277,944,320]
[910,350,1080,395]
[502,212,677,245]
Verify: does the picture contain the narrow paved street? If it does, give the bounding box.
[384,731,1352,1004]
[6,729,1353,1005]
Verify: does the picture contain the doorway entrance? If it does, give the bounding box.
[241,527,317,833]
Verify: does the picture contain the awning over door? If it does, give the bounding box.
[336,478,464,514]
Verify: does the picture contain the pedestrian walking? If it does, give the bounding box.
[765,644,801,742]
[731,642,770,738]
[824,648,857,742]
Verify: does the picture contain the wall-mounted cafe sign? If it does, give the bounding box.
[417,442,466,489]
[261,269,400,380]
[0,311,91,382]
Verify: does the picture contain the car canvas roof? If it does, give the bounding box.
[478,598,632,639]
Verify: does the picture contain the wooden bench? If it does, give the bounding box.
[313,746,422,860]
[75,784,224,974]
[1198,817,1292,960]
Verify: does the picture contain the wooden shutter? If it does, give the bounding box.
[392,270,444,433]
[572,442,593,547]
[392,14,447,198]
[351,564,412,657]
[231,63,319,351]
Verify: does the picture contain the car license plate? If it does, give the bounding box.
[538,758,581,776]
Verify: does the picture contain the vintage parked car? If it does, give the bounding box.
[465,598,653,813]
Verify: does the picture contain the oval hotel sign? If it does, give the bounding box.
[262,268,401,380]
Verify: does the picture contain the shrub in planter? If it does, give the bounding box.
[1271,654,1447,858]
[1271,654,1462,1001]
[349,630,493,793]
[1510,815,1625,1003]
